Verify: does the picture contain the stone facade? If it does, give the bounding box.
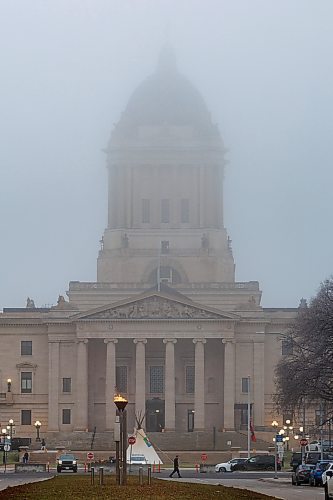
[0,49,297,443]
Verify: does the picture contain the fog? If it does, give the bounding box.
[0,0,332,310]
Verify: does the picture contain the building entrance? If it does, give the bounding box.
[146,398,165,432]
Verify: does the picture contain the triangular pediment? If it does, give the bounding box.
[74,291,239,321]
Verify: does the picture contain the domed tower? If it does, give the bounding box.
[97,48,235,285]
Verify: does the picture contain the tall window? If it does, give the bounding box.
[21,410,31,425]
[21,341,32,356]
[181,199,190,223]
[142,199,150,223]
[150,366,164,393]
[282,338,293,355]
[21,372,32,393]
[161,199,170,223]
[62,378,72,393]
[62,409,71,424]
[241,377,249,393]
[186,365,195,393]
[116,366,128,393]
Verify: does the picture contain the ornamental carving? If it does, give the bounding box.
[85,296,224,320]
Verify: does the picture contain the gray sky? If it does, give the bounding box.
[0,0,332,309]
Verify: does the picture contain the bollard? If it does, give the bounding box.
[119,466,123,486]
[47,462,50,473]
[158,462,161,473]
[195,463,199,474]
[153,462,156,473]
[84,462,87,473]
[147,465,152,485]
[91,466,95,485]
[139,466,143,486]
[99,467,104,485]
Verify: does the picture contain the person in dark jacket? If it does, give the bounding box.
[169,455,181,478]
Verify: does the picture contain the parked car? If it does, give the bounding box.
[290,452,302,471]
[291,464,315,485]
[324,469,333,499]
[321,462,333,485]
[57,454,78,473]
[215,458,247,472]
[232,455,280,471]
[309,461,331,486]
[127,454,147,465]
[306,440,321,452]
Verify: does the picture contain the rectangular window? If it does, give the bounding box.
[21,372,32,393]
[62,409,71,424]
[21,341,32,356]
[282,338,293,355]
[241,377,249,393]
[62,378,72,393]
[150,366,164,393]
[21,410,31,425]
[161,199,170,223]
[181,199,190,223]
[142,199,150,223]
[116,366,128,393]
[186,365,195,394]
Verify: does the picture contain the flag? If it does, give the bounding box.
[250,418,256,442]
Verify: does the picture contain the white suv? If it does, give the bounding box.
[321,462,333,485]
[215,458,247,472]
[324,469,333,500]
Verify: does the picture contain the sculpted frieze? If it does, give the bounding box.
[85,296,223,320]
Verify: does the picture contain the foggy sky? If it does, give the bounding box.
[1,0,332,310]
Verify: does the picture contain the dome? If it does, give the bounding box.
[115,48,214,132]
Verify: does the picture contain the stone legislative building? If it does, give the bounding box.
[0,50,296,447]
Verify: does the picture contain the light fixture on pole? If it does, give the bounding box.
[34,420,41,442]
[272,420,279,479]
[1,428,8,468]
[114,393,128,486]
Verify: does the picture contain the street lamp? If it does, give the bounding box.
[114,393,128,486]
[7,419,14,442]
[1,428,8,469]
[7,379,12,392]
[284,420,293,451]
[272,420,279,479]
[34,420,41,442]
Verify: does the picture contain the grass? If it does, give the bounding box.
[0,475,278,499]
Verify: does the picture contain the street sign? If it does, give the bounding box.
[4,444,10,452]
[300,438,308,446]
[87,452,94,460]
[201,453,207,461]
[275,434,283,442]
[128,436,136,445]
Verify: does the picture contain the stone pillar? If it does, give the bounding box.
[193,338,206,430]
[134,339,147,421]
[48,340,60,431]
[222,339,235,430]
[104,338,118,431]
[75,339,89,431]
[253,341,265,426]
[163,339,177,431]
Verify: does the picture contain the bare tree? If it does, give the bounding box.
[275,278,333,414]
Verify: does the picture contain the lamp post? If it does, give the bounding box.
[272,420,279,479]
[1,428,8,469]
[7,379,11,393]
[7,419,14,443]
[283,420,293,452]
[34,420,41,442]
[114,394,128,486]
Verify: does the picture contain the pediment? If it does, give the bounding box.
[76,293,238,321]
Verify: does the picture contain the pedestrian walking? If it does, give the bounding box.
[169,455,181,478]
[41,438,46,451]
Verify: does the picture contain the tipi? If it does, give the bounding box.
[126,413,163,464]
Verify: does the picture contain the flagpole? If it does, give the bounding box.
[157,242,161,292]
[247,375,251,459]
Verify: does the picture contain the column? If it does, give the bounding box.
[48,340,60,431]
[163,339,177,431]
[193,338,206,430]
[134,339,147,421]
[253,341,265,426]
[75,339,89,431]
[222,339,235,430]
[104,338,118,431]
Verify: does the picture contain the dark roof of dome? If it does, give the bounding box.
[117,48,213,129]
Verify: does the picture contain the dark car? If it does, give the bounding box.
[309,461,331,486]
[290,452,302,471]
[291,464,314,485]
[232,455,280,471]
[57,454,78,473]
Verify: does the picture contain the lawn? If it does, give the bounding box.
[0,475,277,499]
